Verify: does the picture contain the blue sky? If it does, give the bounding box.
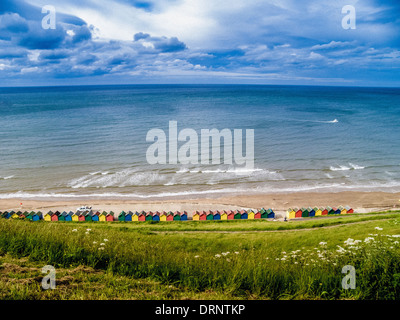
[0,0,399,86]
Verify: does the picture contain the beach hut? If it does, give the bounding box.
[227,210,234,220]
[181,211,188,221]
[199,211,207,221]
[308,207,315,217]
[1,211,10,219]
[345,206,354,214]
[152,212,160,221]
[91,211,99,222]
[71,212,79,222]
[11,211,20,219]
[287,208,296,220]
[254,210,262,219]
[146,212,153,221]
[261,208,269,219]
[166,211,174,221]
[247,209,255,220]
[220,211,228,220]
[130,212,138,222]
[213,210,221,220]
[314,207,322,216]
[267,209,275,219]
[77,212,85,222]
[137,212,145,222]
[321,208,328,216]
[295,208,302,218]
[118,211,126,222]
[59,211,68,222]
[234,210,241,220]
[51,212,59,221]
[240,210,248,220]
[158,211,166,221]
[84,211,92,222]
[334,207,341,215]
[125,211,133,222]
[98,211,107,222]
[301,208,309,218]
[193,211,200,221]
[44,211,52,222]
[173,211,181,221]
[327,207,334,215]
[206,211,214,221]
[104,212,113,222]
[62,211,72,222]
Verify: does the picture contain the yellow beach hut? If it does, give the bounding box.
[193,211,200,221]
[99,213,106,222]
[160,211,167,221]
[287,208,296,220]
[220,210,228,220]
[247,209,255,220]
[339,206,347,215]
[71,212,79,222]
[44,212,52,222]
[132,212,139,222]
[315,207,322,216]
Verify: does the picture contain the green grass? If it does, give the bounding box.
[1,211,400,300]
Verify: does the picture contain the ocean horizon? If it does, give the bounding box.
[0,84,399,200]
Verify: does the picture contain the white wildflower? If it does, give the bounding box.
[375,227,383,231]
[86,228,91,231]
[104,239,109,242]
[234,252,239,254]
[194,255,200,258]
[98,247,104,250]
[72,229,77,232]
[100,243,105,246]
[215,254,221,258]
[93,241,97,244]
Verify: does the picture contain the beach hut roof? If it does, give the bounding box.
[68,211,74,215]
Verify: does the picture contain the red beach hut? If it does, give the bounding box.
[227,210,234,220]
[295,208,302,218]
[199,211,207,220]
[254,210,261,219]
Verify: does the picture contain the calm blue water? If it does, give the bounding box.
[0,85,399,199]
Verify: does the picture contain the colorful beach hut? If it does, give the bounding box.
[227,210,234,220]
[321,208,328,216]
[118,211,126,222]
[254,210,261,219]
[2,211,11,219]
[152,212,160,221]
[158,211,166,221]
[98,211,107,222]
[301,208,309,218]
[124,211,132,222]
[71,212,79,222]
[51,212,59,221]
[199,211,207,221]
[287,208,296,220]
[234,210,241,220]
[295,208,302,218]
[145,212,153,221]
[84,211,92,222]
[308,207,315,217]
[327,207,334,215]
[314,207,322,216]
[131,212,138,222]
[171,211,179,221]
[166,211,174,221]
[247,209,255,220]
[206,211,214,221]
[44,212,52,222]
[193,211,200,221]
[77,212,85,222]
[345,206,354,214]
[213,210,221,220]
[240,210,248,220]
[138,212,145,222]
[180,211,188,221]
[220,211,228,220]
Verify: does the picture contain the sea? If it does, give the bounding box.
[0,84,399,200]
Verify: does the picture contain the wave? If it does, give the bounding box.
[2,175,14,180]
[2,180,400,199]
[330,163,365,171]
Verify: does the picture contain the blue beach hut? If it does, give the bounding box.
[213,210,221,220]
[240,210,248,220]
[180,211,188,221]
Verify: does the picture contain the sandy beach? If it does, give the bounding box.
[1,191,399,219]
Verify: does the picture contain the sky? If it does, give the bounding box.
[0,0,399,87]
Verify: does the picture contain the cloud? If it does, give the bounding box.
[0,0,399,86]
